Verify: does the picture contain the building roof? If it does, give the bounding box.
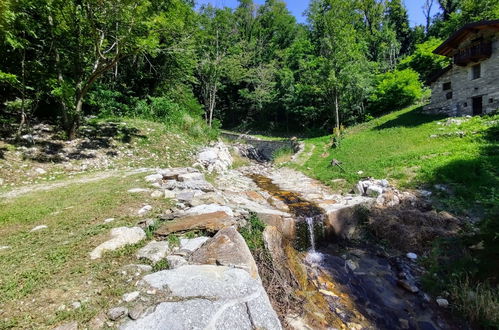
[433,19,499,57]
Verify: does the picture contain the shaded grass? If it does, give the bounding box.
[0,173,172,329]
[293,105,499,216]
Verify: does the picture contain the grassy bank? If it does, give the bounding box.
[293,105,498,217]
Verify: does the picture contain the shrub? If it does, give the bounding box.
[398,38,452,83]
[368,69,423,115]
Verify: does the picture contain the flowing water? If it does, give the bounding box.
[250,173,462,330]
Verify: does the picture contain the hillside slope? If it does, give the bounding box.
[293,105,498,217]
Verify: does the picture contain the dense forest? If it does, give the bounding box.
[1,0,498,138]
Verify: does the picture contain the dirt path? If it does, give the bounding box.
[0,168,153,200]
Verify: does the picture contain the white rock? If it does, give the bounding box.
[145,174,163,182]
[436,298,449,308]
[166,255,188,269]
[30,225,48,232]
[35,168,47,175]
[123,291,140,302]
[379,179,389,187]
[128,188,150,193]
[164,190,176,199]
[353,182,365,195]
[0,245,11,250]
[366,185,383,197]
[406,252,418,260]
[104,218,115,223]
[357,170,364,175]
[136,241,170,264]
[90,227,146,259]
[177,172,204,182]
[180,237,210,252]
[150,190,163,198]
[138,205,153,216]
[184,204,234,217]
[71,301,81,309]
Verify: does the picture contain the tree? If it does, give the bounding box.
[437,0,461,20]
[385,0,412,55]
[423,0,435,34]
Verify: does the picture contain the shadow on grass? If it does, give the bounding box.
[374,106,446,130]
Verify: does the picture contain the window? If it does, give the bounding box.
[446,92,453,100]
[472,64,481,79]
[443,82,451,91]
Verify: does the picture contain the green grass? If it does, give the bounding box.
[0,173,175,329]
[272,146,294,166]
[293,105,499,216]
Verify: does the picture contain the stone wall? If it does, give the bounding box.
[424,31,499,116]
[222,132,300,161]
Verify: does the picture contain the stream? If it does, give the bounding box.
[250,172,460,330]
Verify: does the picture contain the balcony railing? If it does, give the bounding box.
[454,41,493,66]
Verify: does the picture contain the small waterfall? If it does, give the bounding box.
[306,216,322,264]
[306,217,316,252]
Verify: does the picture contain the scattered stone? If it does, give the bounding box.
[107,307,129,321]
[71,301,81,309]
[128,305,146,320]
[0,246,11,250]
[190,226,260,279]
[155,211,236,236]
[177,172,204,182]
[90,227,146,259]
[397,279,419,293]
[406,252,418,260]
[127,265,280,330]
[128,188,150,193]
[150,190,163,198]
[346,259,358,271]
[184,203,234,217]
[357,170,364,175]
[166,255,188,269]
[104,218,115,223]
[175,191,195,203]
[145,174,162,182]
[137,218,156,229]
[159,167,198,180]
[436,298,449,308]
[30,225,48,232]
[35,168,47,175]
[53,321,78,330]
[164,190,176,199]
[179,237,210,252]
[138,205,153,216]
[136,241,170,264]
[123,291,140,303]
[366,185,383,197]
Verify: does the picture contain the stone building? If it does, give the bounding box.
[425,20,499,116]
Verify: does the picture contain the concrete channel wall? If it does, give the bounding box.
[221,132,300,161]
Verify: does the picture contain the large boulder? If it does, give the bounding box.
[196,142,233,173]
[121,265,281,330]
[154,211,236,236]
[90,227,146,259]
[190,227,259,280]
[136,240,170,264]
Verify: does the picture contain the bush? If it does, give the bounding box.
[87,86,136,117]
[368,69,423,115]
[398,38,451,83]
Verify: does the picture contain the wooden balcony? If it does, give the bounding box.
[453,41,492,66]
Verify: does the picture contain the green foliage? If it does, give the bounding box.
[368,69,423,114]
[398,38,452,83]
[152,259,170,272]
[239,213,266,251]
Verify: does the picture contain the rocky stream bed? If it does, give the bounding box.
[64,141,466,330]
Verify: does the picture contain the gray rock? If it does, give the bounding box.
[436,298,449,308]
[184,203,234,217]
[103,218,115,223]
[136,241,170,264]
[53,321,78,330]
[353,182,365,195]
[124,265,280,330]
[128,305,146,320]
[150,190,163,198]
[366,185,383,197]
[166,255,188,269]
[128,188,150,193]
[397,279,419,293]
[175,191,195,203]
[179,237,210,252]
[178,172,205,182]
[90,227,146,259]
[138,205,153,216]
[30,225,48,232]
[145,174,162,182]
[108,307,129,321]
[406,252,418,260]
[122,291,140,302]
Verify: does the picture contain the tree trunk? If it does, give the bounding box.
[334,91,340,133]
